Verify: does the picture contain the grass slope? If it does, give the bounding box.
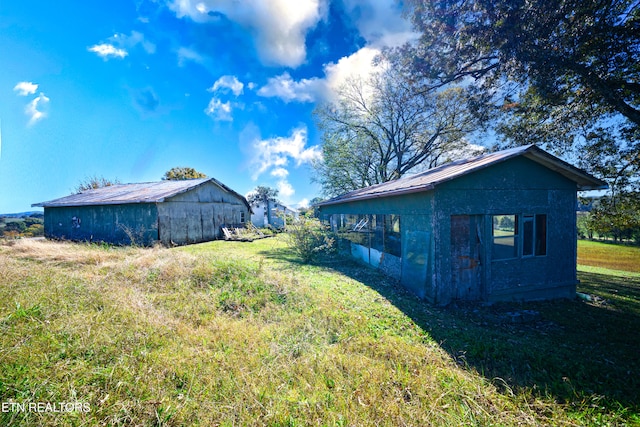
[0,238,638,426]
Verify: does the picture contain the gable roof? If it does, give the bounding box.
[318,145,608,207]
[33,178,250,210]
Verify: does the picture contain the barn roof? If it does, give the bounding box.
[33,178,250,210]
[318,145,608,207]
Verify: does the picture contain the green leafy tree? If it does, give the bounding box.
[23,217,43,227]
[75,175,121,193]
[23,224,44,237]
[397,0,640,198]
[162,167,207,180]
[398,0,639,128]
[587,192,640,243]
[313,65,480,197]
[4,221,26,233]
[246,186,279,207]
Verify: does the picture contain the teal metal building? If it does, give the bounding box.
[317,145,607,305]
[33,178,250,246]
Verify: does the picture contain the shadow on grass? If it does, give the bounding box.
[260,246,640,414]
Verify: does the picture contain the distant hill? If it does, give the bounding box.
[0,211,43,218]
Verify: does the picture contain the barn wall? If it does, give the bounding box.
[43,204,158,245]
[158,181,249,245]
[433,156,578,304]
[320,192,436,300]
[320,156,581,305]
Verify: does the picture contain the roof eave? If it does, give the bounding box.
[32,200,156,208]
[318,184,436,208]
[522,148,608,191]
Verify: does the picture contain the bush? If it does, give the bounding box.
[284,217,335,263]
[23,224,44,237]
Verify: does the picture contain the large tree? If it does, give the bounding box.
[313,66,479,197]
[396,0,640,183]
[162,167,207,180]
[398,0,639,126]
[246,186,279,207]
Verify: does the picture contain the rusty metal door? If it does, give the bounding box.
[450,215,483,300]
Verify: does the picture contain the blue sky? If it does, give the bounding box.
[0,0,416,213]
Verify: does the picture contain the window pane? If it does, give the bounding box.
[522,215,534,256]
[371,214,384,251]
[535,214,547,256]
[492,215,518,260]
[340,214,367,246]
[493,215,517,236]
[384,215,401,257]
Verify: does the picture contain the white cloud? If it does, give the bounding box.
[14,82,38,96]
[257,72,326,103]
[204,98,233,121]
[88,43,128,59]
[248,125,322,180]
[277,180,295,198]
[271,167,289,178]
[323,46,382,96]
[257,47,383,104]
[169,0,324,67]
[177,46,205,66]
[110,31,156,54]
[340,0,416,47]
[25,93,50,125]
[210,75,244,96]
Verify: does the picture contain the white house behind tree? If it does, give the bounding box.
[251,200,298,229]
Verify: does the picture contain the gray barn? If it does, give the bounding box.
[33,178,250,245]
[317,145,607,305]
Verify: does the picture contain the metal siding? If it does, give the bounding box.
[434,158,578,304]
[44,204,158,245]
[201,204,215,240]
[319,155,581,305]
[157,201,249,245]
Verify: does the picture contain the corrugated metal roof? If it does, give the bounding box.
[319,145,608,207]
[32,178,250,209]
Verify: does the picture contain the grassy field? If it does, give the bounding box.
[578,240,640,274]
[0,237,639,426]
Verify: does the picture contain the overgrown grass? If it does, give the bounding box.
[578,240,640,273]
[0,237,638,425]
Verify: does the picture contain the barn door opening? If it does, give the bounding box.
[450,215,483,300]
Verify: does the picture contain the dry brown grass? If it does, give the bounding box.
[0,238,635,426]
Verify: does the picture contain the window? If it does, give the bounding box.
[522,215,534,256]
[240,212,245,223]
[384,215,401,257]
[370,215,384,252]
[522,214,547,257]
[492,215,518,260]
[331,214,402,258]
[493,214,547,260]
[535,214,547,256]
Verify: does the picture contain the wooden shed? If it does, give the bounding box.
[32,178,250,246]
[317,145,607,305]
